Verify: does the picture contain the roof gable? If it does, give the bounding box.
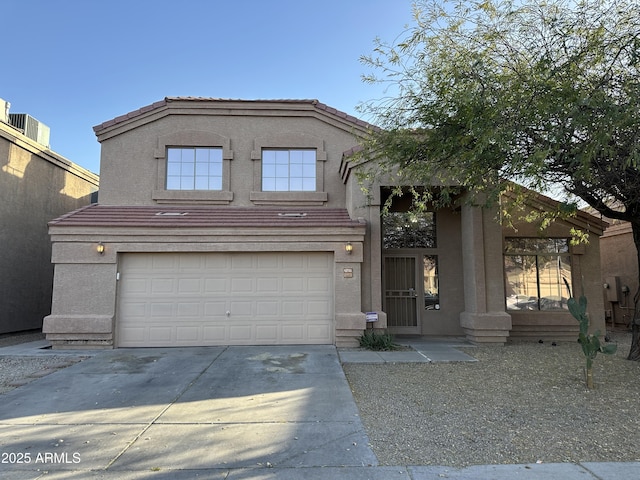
[93,97,376,142]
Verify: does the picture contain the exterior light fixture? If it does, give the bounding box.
[345,242,353,254]
[97,242,105,255]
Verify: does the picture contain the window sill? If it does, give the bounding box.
[250,191,328,206]
[153,190,233,205]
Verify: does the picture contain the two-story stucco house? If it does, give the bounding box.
[43,97,606,348]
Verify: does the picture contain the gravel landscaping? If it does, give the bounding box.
[0,332,84,394]
[344,329,640,467]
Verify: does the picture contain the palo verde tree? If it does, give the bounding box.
[357,0,640,360]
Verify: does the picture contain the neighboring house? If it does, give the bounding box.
[43,97,606,348]
[0,98,99,335]
[599,219,638,329]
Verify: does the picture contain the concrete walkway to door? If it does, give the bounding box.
[338,336,478,364]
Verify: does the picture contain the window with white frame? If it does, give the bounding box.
[166,147,223,190]
[261,149,316,192]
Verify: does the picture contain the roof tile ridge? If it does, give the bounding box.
[93,99,168,133]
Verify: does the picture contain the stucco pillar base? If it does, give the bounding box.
[335,312,367,347]
[460,312,512,346]
[43,315,114,349]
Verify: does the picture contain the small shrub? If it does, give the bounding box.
[358,330,399,351]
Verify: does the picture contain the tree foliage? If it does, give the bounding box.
[358,0,640,359]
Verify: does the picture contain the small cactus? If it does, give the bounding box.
[565,279,617,388]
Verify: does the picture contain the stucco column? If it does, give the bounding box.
[43,242,117,349]
[459,202,512,344]
[334,242,367,347]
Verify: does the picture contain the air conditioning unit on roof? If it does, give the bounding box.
[8,113,50,148]
[0,98,9,124]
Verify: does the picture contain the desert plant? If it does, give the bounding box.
[564,280,617,389]
[358,330,399,351]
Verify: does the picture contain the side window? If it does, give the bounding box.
[167,147,223,190]
[262,149,316,192]
[504,238,572,311]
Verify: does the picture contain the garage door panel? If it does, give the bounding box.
[282,277,304,292]
[177,302,200,316]
[231,255,253,269]
[126,278,149,294]
[256,301,278,316]
[151,278,173,294]
[308,277,331,293]
[176,326,200,342]
[229,325,252,342]
[308,324,332,342]
[230,301,253,316]
[308,300,331,316]
[204,301,226,316]
[256,325,278,341]
[256,277,279,292]
[282,301,304,316]
[148,327,172,343]
[204,278,227,293]
[231,278,253,293]
[117,252,334,347]
[178,255,202,270]
[282,325,304,342]
[257,255,279,269]
[151,255,177,270]
[150,303,174,317]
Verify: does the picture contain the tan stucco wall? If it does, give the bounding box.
[0,122,98,334]
[600,222,638,328]
[96,104,361,208]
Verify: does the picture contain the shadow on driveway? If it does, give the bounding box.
[0,345,377,475]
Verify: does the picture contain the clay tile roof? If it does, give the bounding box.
[93,97,378,134]
[49,204,365,229]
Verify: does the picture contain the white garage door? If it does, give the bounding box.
[116,252,334,347]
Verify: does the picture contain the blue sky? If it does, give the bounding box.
[3,0,414,174]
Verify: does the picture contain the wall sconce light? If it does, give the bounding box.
[603,283,609,289]
[97,242,105,255]
[345,242,353,254]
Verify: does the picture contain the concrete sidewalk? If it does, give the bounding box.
[338,336,478,364]
[0,342,637,479]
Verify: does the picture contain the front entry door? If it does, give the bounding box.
[384,255,420,334]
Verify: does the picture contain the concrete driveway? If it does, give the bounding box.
[0,345,379,479]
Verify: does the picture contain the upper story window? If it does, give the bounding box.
[153,131,233,204]
[250,133,328,205]
[167,147,223,190]
[262,149,316,192]
[504,238,571,311]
